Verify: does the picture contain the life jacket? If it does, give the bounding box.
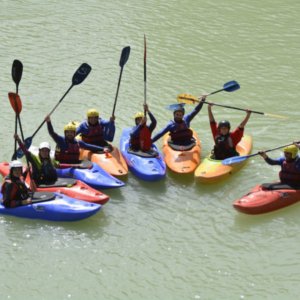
[169,120,193,143]
[1,175,29,205]
[129,126,141,149]
[279,157,300,185]
[55,140,80,163]
[213,133,239,160]
[33,162,58,184]
[81,119,104,146]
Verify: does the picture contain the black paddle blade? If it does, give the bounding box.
[12,60,23,86]
[72,63,92,86]
[119,46,130,68]
[11,152,17,160]
[165,103,185,110]
[223,81,240,92]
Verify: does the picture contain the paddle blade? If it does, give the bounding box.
[223,81,240,92]
[8,93,22,115]
[166,103,185,110]
[264,113,289,119]
[140,126,152,151]
[119,46,130,68]
[12,60,23,86]
[177,93,200,104]
[17,137,32,158]
[72,63,92,85]
[222,155,249,165]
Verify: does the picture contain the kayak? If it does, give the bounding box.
[233,182,300,215]
[29,146,125,190]
[0,162,109,205]
[162,130,201,174]
[0,186,101,222]
[120,127,166,182]
[75,125,128,177]
[194,134,253,184]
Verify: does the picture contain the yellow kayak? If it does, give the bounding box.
[194,134,253,184]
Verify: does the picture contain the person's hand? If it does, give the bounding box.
[143,104,149,113]
[25,166,30,173]
[45,115,50,122]
[246,108,251,115]
[22,198,32,205]
[110,116,115,122]
[201,94,207,101]
[104,146,112,153]
[208,101,214,107]
[258,150,267,159]
[139,116,147,126]
[14,133,21,142]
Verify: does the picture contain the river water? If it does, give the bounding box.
[0,0,299,299]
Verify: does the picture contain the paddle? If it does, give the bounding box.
[139,34,151,152]
[11,60,23,160]
[222,143,294,166]
[9,93,36,192]
[165,103,185,110]
[17,63,92,158]
[178,91,288,119]
[104,46,131,141]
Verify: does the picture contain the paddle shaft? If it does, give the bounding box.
[247,143,294,159]
[112,69,123,116]
[144,35,147,116]
[13,73,20,160]
[30,84,73,139]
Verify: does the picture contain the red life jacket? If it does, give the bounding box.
[213,134,239,160]
[82,120,104,145]
[169,120,193,143]
[130,126,141,149]
[55,141,80,163]
[279,158,300,185]
[1,175,28,207]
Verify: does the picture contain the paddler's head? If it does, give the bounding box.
[283,145,298,162]
[173,107,185,123]
[134,112,145,126]
[87,109,99,125]
[64,122,77,142]
[9,160,23,178]
[218,120,231,135]
[39,142,51,159]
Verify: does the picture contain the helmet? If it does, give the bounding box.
[174,107,185,115]
[134,112,144,122]
[218,120,231,130]
[9,160,23,170]
[64,122,77,132]
[39,142,51,151]
[87,109,99,118]
[283,145,298,159]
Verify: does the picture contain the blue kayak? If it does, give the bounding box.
[120,127,166,182]
[0,187,101,222]
[29,146,125,190]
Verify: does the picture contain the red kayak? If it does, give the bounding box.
[0,162,109,205]
[233,182,300,214]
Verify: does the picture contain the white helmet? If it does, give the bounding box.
[9,160,23,170]
[39,142,51,151]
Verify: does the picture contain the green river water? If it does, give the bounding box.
[0,0,300,299]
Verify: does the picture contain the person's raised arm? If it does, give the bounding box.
[239,109,251,129]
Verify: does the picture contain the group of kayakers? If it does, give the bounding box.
[2,91,300,208]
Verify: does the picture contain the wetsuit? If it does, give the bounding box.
[152,101,205,146]
[47,121,105,164]
[130,113,156,149]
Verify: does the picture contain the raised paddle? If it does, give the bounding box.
[17,63,92,158]
[139,34,151,152]
[11,60,23,160]
[9,93,36,192]
[104,46,131,141]
[165,103,185,110]
[222,143,294,166]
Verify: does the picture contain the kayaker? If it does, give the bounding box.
[258,143,300,186]
[14,134,83,184]
[130,104,156,149]
[1,160,32,208]
[151,95,207,146]
[45,115,112,164]
[208,102,251,160]
[76,109,115,151]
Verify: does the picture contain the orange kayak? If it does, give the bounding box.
[162,131,201,174]
[194,134,253,184]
